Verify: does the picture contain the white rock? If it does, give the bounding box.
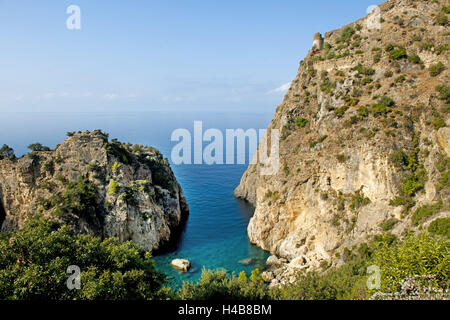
[170,259,191,272]
[262,271,274,282]
[266,255,280,266]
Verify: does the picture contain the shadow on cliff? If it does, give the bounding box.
[0,189,6,230]
[152,209,190,256]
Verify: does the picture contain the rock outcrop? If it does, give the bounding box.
[236,0,449,285]
[0,130,189,251]
[170,259,191,272]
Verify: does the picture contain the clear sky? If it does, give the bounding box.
[0,0,384,113]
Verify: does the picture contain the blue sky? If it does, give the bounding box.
[0,0,384,113]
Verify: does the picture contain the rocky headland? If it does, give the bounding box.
[0,130,189,252]
[236,0,449,286]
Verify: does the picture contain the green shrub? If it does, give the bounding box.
[337,27,355,43]
[372,232,449,294]
[28,143,51,152]
[411,201,443,226]
[428,218,450,238]
[352,64,375,76]
[390,150,407,167]
[106,140,133,165]
[320,77,336,94]
[0,144,15,161]
[108,179,118,196]
[437,43,450,54]
[335,106,349,118]
[177,269,270,300]
[0,218,166,300]
[435,12,449,25]
[295,117,308,128]
[390,196,415,209]
[373,53,381,63]
[402,168,428,196]
[357,105,369,119]
[381,218,398,231]
[408,54,422,64]
[436,84,450,104]
[429,62,446,77]
[388,47,407,60]
[350,189,371,211]
[433,114,446,130]
[337,154,347,163]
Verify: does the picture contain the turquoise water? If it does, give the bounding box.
[0,111,273,287]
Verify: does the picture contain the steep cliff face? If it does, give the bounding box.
[0,130,189,251]
[236,0,449,284]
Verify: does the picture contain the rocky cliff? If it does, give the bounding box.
[0,130,189,252]
[235,0,449,285]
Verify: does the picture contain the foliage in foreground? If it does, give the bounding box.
[0,218,166,300]
[178,233,449,300]
[0,218,448,300]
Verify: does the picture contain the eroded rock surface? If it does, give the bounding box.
[0,130,189,251]
[236,0,449,285]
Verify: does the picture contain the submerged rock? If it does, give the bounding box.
[239,258,256,266]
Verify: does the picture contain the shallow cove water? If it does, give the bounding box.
[155,163,270,288]
[1,111,273,288]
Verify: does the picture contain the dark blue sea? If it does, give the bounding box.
[0,111,273,287]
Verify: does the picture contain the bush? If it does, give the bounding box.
[429,62,446,77]
[381,218,398,231]
[295,117,308,128]
[419,41,435,51]
[352,64,375,76]
[0,144,15,161]
[0,218,166,300]
[109,179,118,196]
[390,150,407,167]
[337,27,355,43]
[402,169,428,196]
[428,218,450,238]
[335,106,349,118]
[177,269,270,300]
[28,143,51,152]
[435,12,449,26]
[408,54,422,64]
[336,154,347,163]
[388,47,407,60]
[436,84,450,104]
[411,201,443,226]
[372,232,449,295]
[350,189,371,211]
[370,96,395,117]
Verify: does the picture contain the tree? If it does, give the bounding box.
[28,143,51,152]
[0,144,15,160]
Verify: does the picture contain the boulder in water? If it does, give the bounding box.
[171,259,191,272]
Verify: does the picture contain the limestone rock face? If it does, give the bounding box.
[0,130,189,252]
[236,0,449,284]
[170,259,191,272]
